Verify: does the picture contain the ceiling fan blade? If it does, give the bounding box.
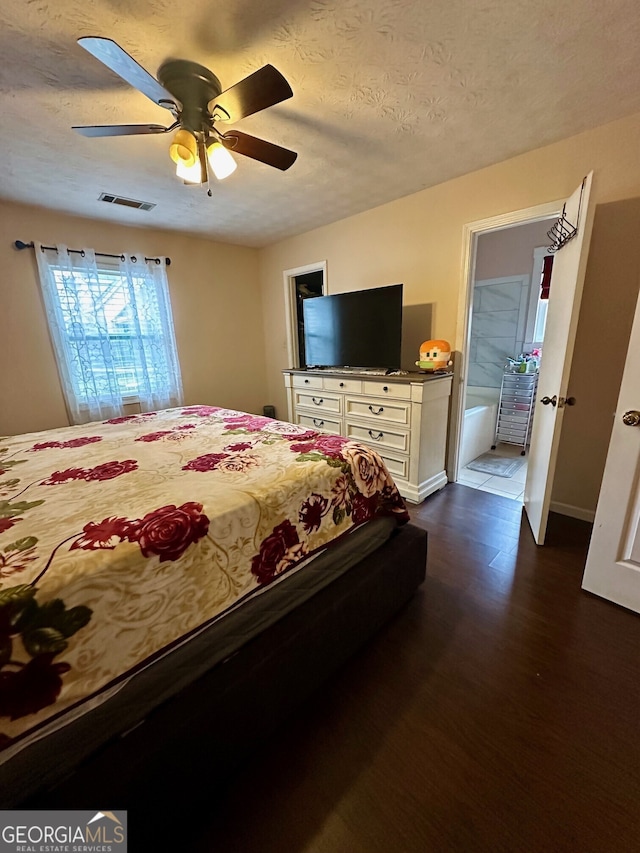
[73,123,172,137]
[209,65,292,122]
[77,37,180,110]
[221,130,297,171]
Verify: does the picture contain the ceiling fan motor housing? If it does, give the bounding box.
[157,59,222,134]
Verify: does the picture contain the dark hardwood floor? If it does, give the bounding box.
[182,484,639,853]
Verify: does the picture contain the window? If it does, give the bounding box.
[525,246,552,347]
[533,297,549,344]
[51,261,166,397]
[36,245,183,424]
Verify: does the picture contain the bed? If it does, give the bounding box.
[0,406,427,809]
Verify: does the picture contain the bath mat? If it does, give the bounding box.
[466,453,525,478]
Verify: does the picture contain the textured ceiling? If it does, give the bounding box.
[1,0,640,247]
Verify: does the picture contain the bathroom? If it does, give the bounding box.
[458,220,553,501]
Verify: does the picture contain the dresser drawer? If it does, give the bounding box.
[293,374,323,390]
[345,420,410,454]
[296,413,342,435]
[323,377,362,393]
[295,391,341,414]
[345,397,411,426]
[362,380,411,400]
[377,452,409,481]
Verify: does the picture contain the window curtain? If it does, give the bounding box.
[117,253,184,413]
[540,254,554,300]
[36,244,125,424]
[35,244,184,425]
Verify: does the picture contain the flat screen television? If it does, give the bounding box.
[302,284,403,370]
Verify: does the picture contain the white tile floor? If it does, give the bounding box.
[457,443,528,502]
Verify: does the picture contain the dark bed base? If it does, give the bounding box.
[22,522,427,818]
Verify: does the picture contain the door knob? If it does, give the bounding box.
[622,410,640,426]
[540,395,557,407]
[557,396,576,409]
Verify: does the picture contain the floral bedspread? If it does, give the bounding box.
[0,406,408,753]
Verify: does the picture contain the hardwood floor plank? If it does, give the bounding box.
[182,484,639,853]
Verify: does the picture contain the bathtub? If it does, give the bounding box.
[459,387,500,470]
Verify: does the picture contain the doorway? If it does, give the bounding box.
[451,201,562,493]
[283,261,327,368]
[457,225,555,502]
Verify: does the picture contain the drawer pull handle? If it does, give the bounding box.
[340,382,345,387]
[313,418,324,427]
[312,397,324,405]
[383,385,389,392]
[368,430,384,441]
[304,379,310,384]
[368,405,384,415]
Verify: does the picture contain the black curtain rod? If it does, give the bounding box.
[13,240,171,266]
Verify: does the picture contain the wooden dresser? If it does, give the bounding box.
[282,369,452,503]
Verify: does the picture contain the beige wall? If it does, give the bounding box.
[3,111,640,514]
[259,111,640,514]
[0,200,264,435]
[474,219,551,281]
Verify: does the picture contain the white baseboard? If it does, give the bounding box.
[549,501,595,523]
[398,471,448,504]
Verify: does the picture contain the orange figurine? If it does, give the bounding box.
[416,339,452,372]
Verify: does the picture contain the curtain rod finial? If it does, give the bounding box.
[14,240,34,251]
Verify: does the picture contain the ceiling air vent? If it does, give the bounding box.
[99,193,155,211]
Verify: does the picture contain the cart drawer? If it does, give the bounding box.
[497,425,528,439]
[503,374,537,387]
[498,412,529,425]
[500,401,532,412]
[500,391,534,403]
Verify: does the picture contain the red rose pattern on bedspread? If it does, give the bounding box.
[0,407,408,750]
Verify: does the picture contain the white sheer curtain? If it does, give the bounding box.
[35,244,183,424]
[36,244,125,423]
[117,253,184,413]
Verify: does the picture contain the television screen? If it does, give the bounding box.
[302,284,403,369]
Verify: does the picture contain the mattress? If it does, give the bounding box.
[0,405,410,803]
[1,515,398,806]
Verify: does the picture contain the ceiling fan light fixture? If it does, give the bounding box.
[175,157,204,184]
[207,140,237,180]
[169,129,198,167]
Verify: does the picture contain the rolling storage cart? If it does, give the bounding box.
[491,371,538,455]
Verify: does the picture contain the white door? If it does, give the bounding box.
[524,172,595,544]
[581,282,640,613]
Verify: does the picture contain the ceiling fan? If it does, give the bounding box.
[72,37,297,191]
